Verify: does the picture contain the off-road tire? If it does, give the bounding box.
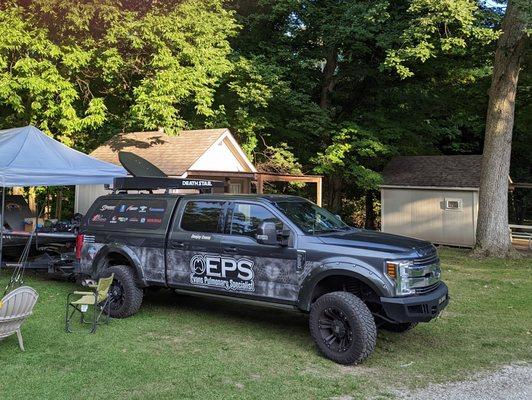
[102,265,143,318]
[309,291,377,365]
[381,321,417,333]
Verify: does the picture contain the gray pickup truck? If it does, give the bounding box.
[77,191,449,364]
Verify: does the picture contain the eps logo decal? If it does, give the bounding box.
[189,254,254,292]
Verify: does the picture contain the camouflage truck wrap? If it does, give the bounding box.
[77,193,449,364]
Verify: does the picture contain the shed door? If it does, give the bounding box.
[441,191,475,247]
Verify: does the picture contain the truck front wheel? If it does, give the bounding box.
[309,291,376,364]
[102,265,143,318]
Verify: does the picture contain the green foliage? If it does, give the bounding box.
[211,56,285,156]
[383,0,499,78]
[255,142,303,175]
[312,125,388,190]
[0,5,106,145]
[123,0,237,131]
[0,0,237,145]
[0,0,528,223]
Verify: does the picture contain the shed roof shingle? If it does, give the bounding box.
[382,155,483,188]
[90,129,228,176]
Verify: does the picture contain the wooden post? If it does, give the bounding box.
[56,188,63,219]
[28,187,36,214]
[316,177,323,206]
[256,174,264,194]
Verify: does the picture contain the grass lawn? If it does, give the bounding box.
[1,248,531,400]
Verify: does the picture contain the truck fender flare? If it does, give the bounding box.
[297,262,389,312]
[92,244,147,286]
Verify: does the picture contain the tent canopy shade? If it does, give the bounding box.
[0,126,127,188]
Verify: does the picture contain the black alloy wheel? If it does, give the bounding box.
[318,307,354,353]
[309,291,376,364]
[102,265,143,318]
[108,279,126,311]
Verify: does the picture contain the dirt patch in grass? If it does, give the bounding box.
[394,363,532,400]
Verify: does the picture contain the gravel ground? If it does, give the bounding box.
[396,364,532,400]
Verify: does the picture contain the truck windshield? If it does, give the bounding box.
[274,201,350,234]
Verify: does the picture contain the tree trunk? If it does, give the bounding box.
[319,47,338,109]
[474,2,527,257]
[326,175,343,213]
[364,190,376,230]
[320,47,340,208]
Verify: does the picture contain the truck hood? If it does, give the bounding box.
[317,229,432,255]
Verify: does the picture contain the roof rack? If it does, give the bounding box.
[109,177,224,194]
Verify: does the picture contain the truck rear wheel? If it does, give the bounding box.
[102,265,143,318]
[309,291,376,365]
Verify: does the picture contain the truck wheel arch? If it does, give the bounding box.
[92,245,148,287]
[298,263,389,312]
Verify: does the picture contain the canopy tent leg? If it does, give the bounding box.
[0,186,4,272]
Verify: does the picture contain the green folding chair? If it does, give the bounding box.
[65,274,114,333]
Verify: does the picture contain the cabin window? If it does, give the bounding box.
[180,201,224,233]
[229,203,282,238]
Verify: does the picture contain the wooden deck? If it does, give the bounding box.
[513,238,531,253]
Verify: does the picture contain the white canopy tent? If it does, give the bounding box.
[0,125,127,276]
[0,126,126,187]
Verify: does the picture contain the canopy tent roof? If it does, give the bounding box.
[0,126,126,187]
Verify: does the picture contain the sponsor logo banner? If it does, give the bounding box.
[189,254,255,292]
[90,200,166,229]
[91,214,107,223]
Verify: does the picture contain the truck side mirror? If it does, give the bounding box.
[279,229,291,247]
[256,221,279,246]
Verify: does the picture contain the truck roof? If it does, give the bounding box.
[104,192,308,204]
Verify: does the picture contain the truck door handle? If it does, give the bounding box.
[223,246,238,254]
[171,241,185,249]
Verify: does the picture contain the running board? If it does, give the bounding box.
[173,288,299,311]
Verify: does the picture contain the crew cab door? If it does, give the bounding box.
[219,201,299,303]
[166,200,225,288]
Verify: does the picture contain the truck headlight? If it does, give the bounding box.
[385,260,416,296]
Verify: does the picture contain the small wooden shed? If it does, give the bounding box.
[380,155,484,247]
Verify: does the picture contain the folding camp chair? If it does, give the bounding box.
[65,274,114,333]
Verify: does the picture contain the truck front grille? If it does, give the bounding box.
[415,281,441,294]
[413,254,439,266]
[408,248,441,293]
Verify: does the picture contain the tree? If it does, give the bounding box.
[474,1,529,257]
[0,5,107,145]
[0,0,237,149]
[383,0,530,255]
[227,0,503,224]
[2,0,528,232]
